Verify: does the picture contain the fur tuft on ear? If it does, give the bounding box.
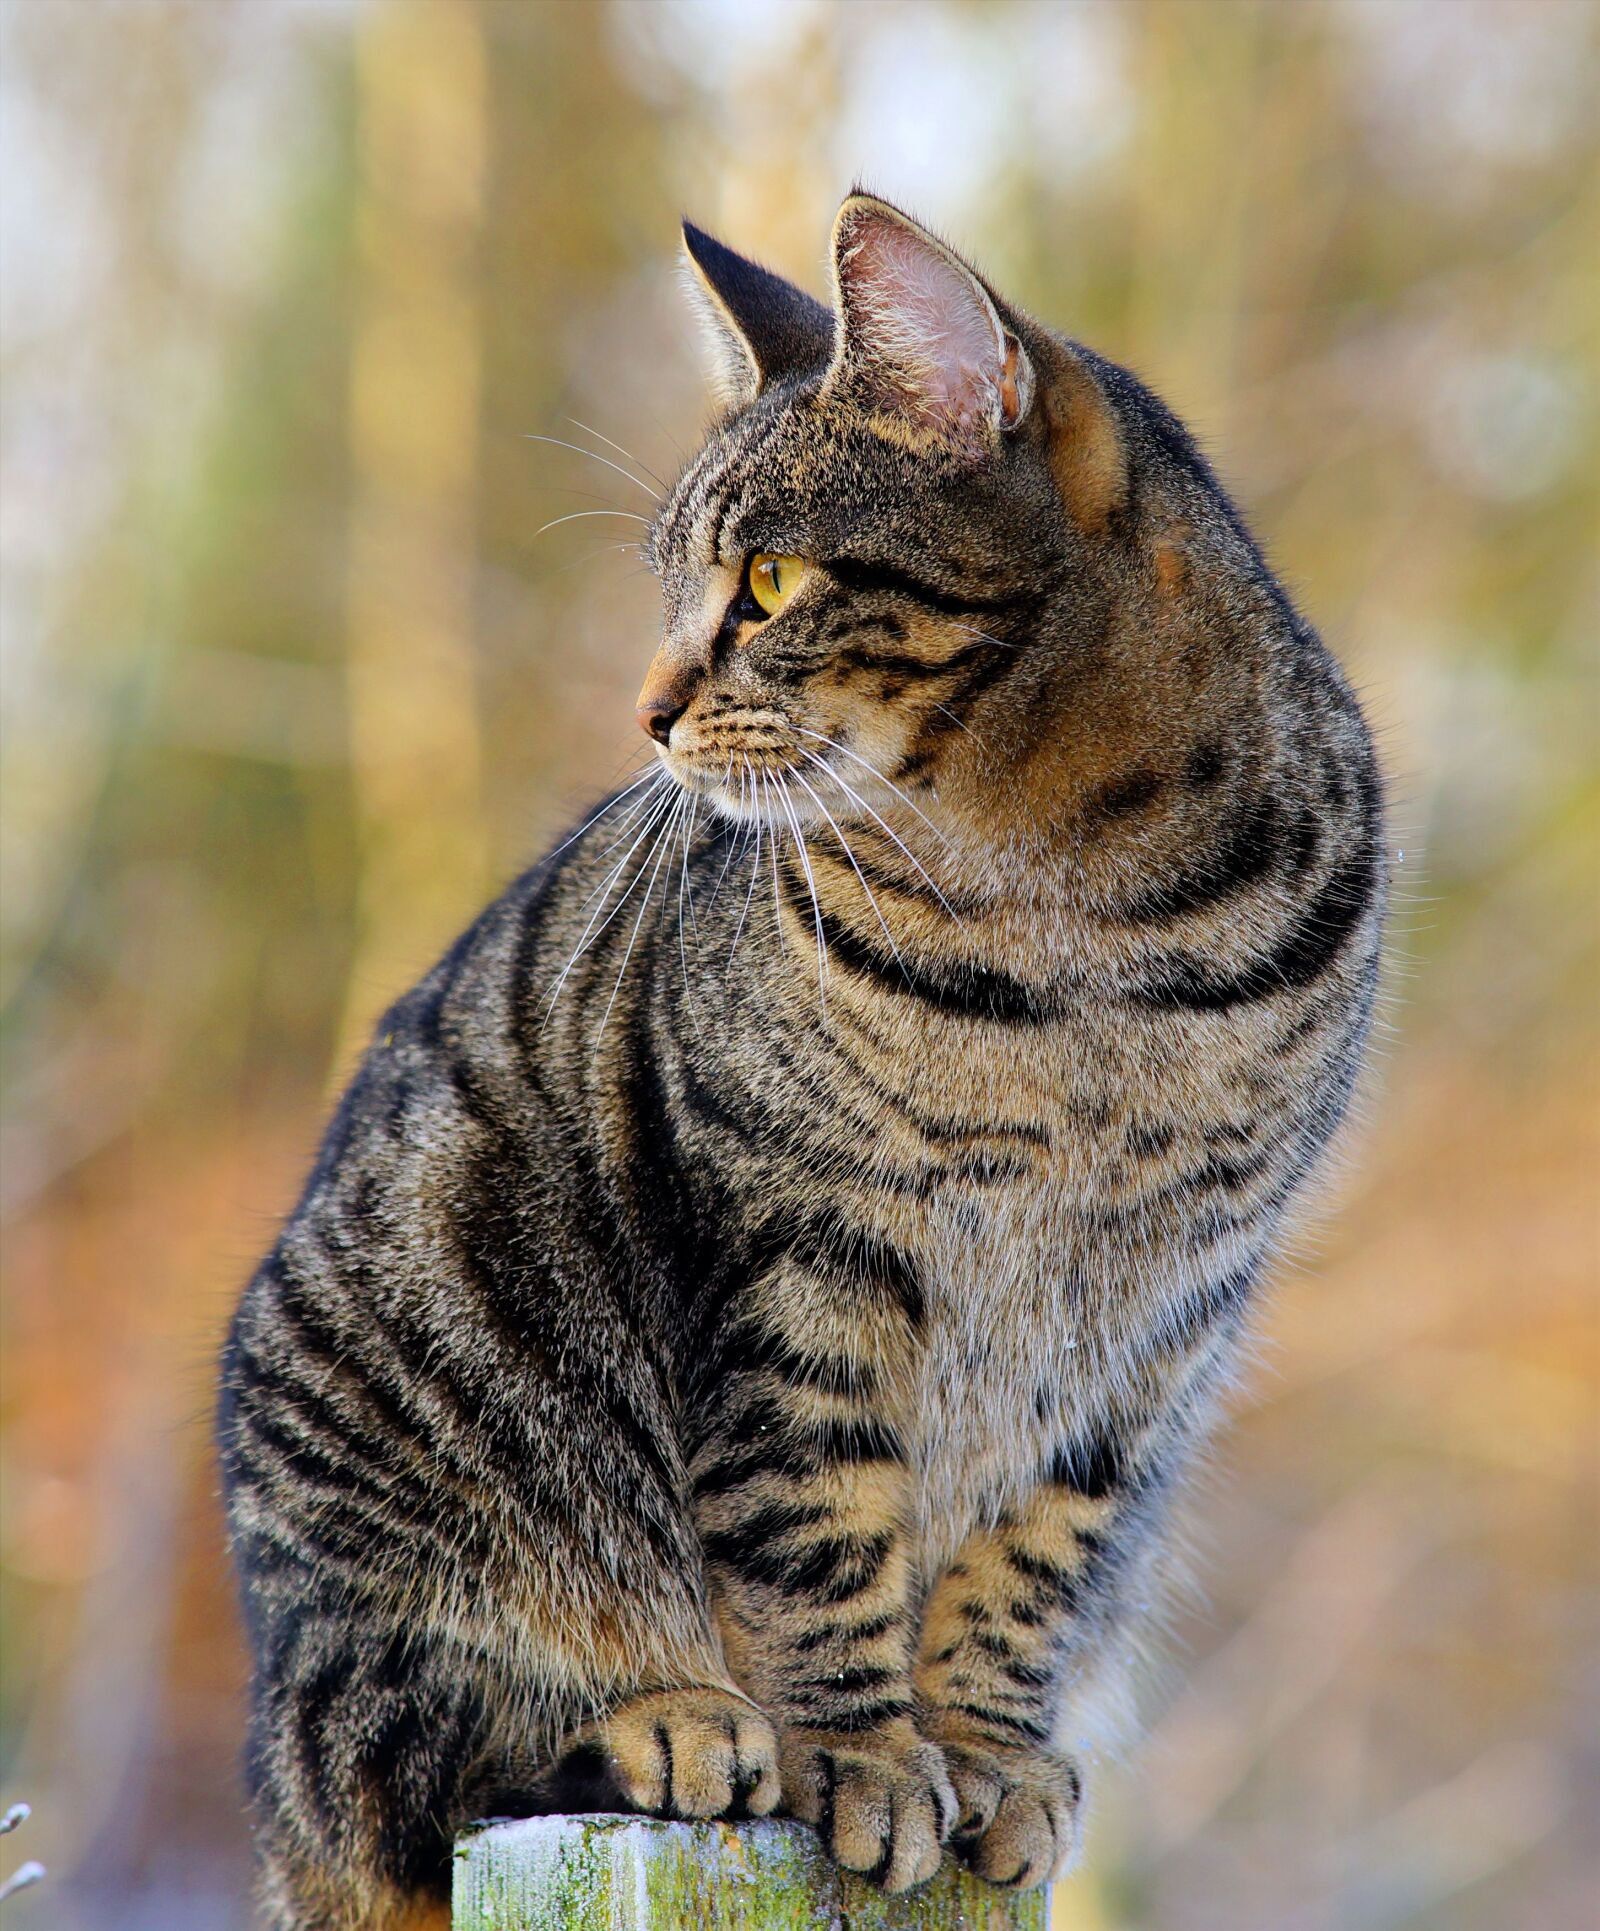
[824,193,1034,456]
[680,220,833,412]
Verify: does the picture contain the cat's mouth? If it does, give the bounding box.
[656,745,825,827]
[657,734,913,843]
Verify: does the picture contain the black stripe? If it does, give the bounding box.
[825,554,1044,621]
[1151,1266,1257,1355]
[1044,1430,1127,1500]
[407,948,505,1133]
[834,637,998,683]
[1117,784,1282,923]
[795,1664,897,1699]
[839,843,976,915]
[1183,1147,1274,1193]
[998,1655,1054,1690]
[701,1518,898,1604]
[700,1501,831,1576]
[617,990,716,1293]
[699,1313,876,1401]
[1004,1596,1048,1628]
[808,1531,896,1604]
[789,1209,926,1332]
[1092,769,1165,818]
[256,1259,439,1462]
[790,1696,916,1734]
[655,1720,676,1813]
[791,1613,899,1655]
[780,865,1051,1023]
[1135,765,1381,1011]
[691,1421,820,1501]
[815,1752,838,1850]
[897,639,1023,778]
[672,1045,764,1143]
[874,1151,1033,1201]
[1004,1548,1081,1611]
[225,1337,423,1496]
[944,1702,1052,1745]
[968,1630,1017,1661]
[943,633,1026,713]
[239,1402,370,1501]
[813,1417,906,1464]
[292,1648,360,1821]
[824,1005,1051,1156]
[823,601,907,645]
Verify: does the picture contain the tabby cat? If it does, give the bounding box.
[218,193,1384,1929]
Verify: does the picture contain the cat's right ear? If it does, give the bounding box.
[680,220,834,411]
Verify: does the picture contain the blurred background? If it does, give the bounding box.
[1,2,1595,1927]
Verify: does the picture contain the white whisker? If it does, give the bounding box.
[928,698,987,747]
[564,417,669,492]
[786,761,909,982]
[727,769,765,969]
[760,773,788,957]
[578,777,678,906]
[792,725,951,848]
[524,433,661,503]
[534,509,651,537]
[544,782,680,1015]
[540,766,664,867]
[775,771,828,1011]
[598,787,686,1038]
[705,759,744,911]
[799,750,962,923]
[946,618,1022,650]
[675,790,701,1032]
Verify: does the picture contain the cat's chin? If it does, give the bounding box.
[661,758,817,831]
[703,781,790,829]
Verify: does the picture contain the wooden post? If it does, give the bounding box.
[454,1816,1048,1930]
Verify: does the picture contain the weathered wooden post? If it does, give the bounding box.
[454,1816,1047,1930]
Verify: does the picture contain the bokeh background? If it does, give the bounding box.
[2,2,1595,1927]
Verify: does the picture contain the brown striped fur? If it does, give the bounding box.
[219,194,1384,1923]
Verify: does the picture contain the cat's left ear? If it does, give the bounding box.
[681,219,835,411]
[823,193,1035,458]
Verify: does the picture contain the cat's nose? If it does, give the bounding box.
[636,653,702,744]
[637,695,688,744]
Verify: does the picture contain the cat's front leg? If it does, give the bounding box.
[914,1477,1100,1890]
[689,1296,953,1893]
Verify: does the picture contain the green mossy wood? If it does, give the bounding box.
[453,1816,1048,1930]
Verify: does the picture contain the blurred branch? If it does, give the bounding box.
[337,0,490,1064]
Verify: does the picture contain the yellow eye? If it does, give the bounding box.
[748,552,808,619]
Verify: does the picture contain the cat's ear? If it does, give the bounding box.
[680,219,834,411]
[823,192,1035,458]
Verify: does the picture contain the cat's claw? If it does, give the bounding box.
[941,1740,1082,1890]
[780,1726,955,1894]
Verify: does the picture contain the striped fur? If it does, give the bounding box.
[219,194,1384,1924]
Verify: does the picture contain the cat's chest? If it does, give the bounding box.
[900,1181,1105,1571]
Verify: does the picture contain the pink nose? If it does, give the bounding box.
[637,696,688,744]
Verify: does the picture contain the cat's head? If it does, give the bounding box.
[640,193,1224,847]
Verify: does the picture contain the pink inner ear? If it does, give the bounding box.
[844,220,1005,429]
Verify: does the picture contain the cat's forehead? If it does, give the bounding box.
[654,395,822,569]
[653,388,942,581]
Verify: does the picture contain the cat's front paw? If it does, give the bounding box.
[780,1723,955,1894]
[939,1739,1082,1889]
[596,1687,780,1820]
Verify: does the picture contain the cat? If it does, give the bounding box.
[218,191,1385,1930]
